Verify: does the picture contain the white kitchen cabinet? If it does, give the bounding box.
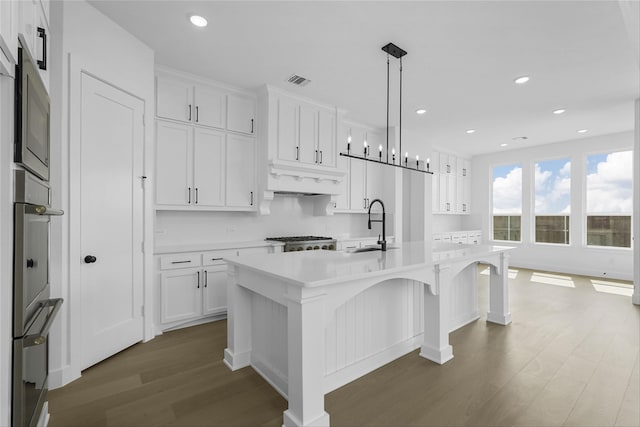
[433,150,471,215]
[156,74,226,129]
[0,0,17,76]
[348,157,366,211]
[202,265,227,316]
[160,268,201,324]
[271,91,337,168]
[193,127,225,207]
[226,133,256,208]
[156,121,192,206]
[334,148,350,210]
[193,84,226,129]
[15,0,49,88]
[227,93,256,135]
[158,245,276,330]
[155,121,231,209]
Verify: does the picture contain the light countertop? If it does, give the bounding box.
[154,240,284,255]
[226,241,514,288]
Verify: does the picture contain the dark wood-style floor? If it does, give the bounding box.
[49,267,639,426]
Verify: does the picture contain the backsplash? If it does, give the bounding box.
[155,195,391,246]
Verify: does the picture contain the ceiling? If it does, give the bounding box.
[88,1,639,157]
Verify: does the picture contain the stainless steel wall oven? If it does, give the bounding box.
[13,170,63,427]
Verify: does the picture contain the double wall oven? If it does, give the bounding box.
[13,42,62,427]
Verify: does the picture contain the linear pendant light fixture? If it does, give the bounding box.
[340,42,432,174]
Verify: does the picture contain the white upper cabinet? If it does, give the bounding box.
[156,74,193,122]
[155,70,256,133]
[432,149,471,215]
[226,133,255,208]
[276,96,299,162]
[193,84,226,129]
[0,0,17,76]
[317,108,336,168]
[154,68,257,212]
[227,93,256,135]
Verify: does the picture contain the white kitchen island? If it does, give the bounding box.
[224,242,514,427]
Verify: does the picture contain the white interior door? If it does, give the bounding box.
[80,73,144,370]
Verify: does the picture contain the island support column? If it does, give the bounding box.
[487,252,512,325]
[420,264,454,364]
[283,287,330,427]
[224,266,253,370]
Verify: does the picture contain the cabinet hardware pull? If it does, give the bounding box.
[251,119,254,134]
[204,271,208,287]
[463,168,467,176]
[197,271,200,288]
[211,257,223,261]
[250,191,254,206]
[319,150,323,164]
[195,188,199,204]
[171,260,191,264]
[196,106,199,122]
[363,198,366,209]
[188,187,191,204]
[37,27,47,70]
[315,150,318,163]
[188,104,192,121]
[295,146,299,160]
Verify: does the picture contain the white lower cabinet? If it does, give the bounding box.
[158,245,277,330]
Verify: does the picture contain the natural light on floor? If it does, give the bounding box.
[591,279,634,297]
[479,266,519,279]
[530,272,576,288]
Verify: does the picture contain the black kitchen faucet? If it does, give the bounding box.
[367,199,387,251]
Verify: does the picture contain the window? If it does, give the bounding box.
[585,151,632,248]
[493,164,522,241]
[534,158,571,244]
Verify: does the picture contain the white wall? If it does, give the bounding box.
[49,0,155,389]
[156,196,382,246]
[471,131,634,280]
[633,99,639,304]
[0,65,15,427]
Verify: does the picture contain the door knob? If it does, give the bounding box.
[84,255,97,264]
[26,259,35,268]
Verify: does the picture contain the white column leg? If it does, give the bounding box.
[283,288,330,427]
[487,252,512,325]
[224,266,253,370]
[419,265,454,364]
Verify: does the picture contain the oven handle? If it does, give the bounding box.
[28,205,65,216]
[24,298,64,348]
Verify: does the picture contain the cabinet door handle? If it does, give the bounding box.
[195,188,199,204]
[211,257,223,261]
[188,187,191,204]
[295,146,299,160]
[363,198,366,209]
[315,150,318,163]
[319,150,323,164]
[37,27,47,70]
[171,260,191,264]
[463,168,467,176]
[188,104,192,121]
[250,119,254,134]
[197,271,200,288]
[196,106,199,122]
[204,270,208,288]
[250,191,254,206]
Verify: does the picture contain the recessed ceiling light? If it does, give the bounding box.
[553,109,566,115]
[466,129,476,134]
[514,76,530,85]
[189,15,208,27]
[500,143,508,147]
[577,129,588,133]
[415,108,427,115]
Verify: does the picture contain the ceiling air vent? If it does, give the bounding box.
[287,74,311,87]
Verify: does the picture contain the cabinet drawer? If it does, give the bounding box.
[202,249,237,266]
[160,253,201,270]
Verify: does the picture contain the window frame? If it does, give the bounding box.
[532,156,572,246]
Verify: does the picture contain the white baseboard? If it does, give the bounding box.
[49,365,81,390]
[251,357,288,399]
[510,261,632,282]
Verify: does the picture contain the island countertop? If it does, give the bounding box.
[225,241,514,288]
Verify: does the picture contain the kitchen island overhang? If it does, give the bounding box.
[224,242,514,427]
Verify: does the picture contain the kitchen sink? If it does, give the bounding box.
[345,246,399,253]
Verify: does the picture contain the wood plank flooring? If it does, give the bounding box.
[49,267,640,426]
